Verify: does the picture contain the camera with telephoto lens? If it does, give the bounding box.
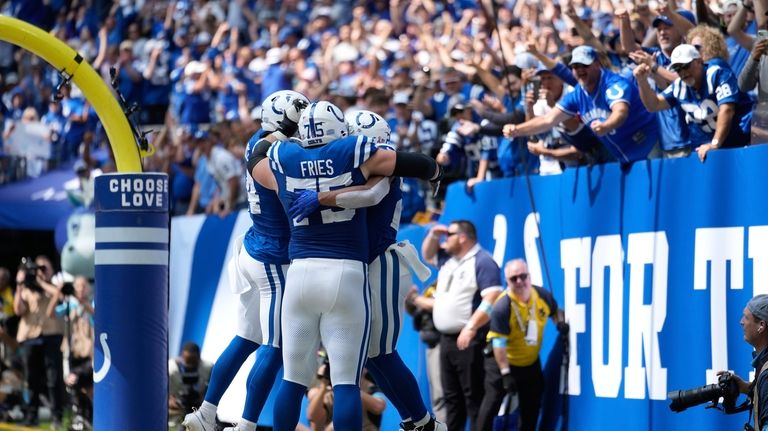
[668,372,741,413]
[19,257,41,292]
[176,372,202,414]
[175,361,202,414]
[412,309,440,348]
[176,386,200,414]
[61,282,75,296]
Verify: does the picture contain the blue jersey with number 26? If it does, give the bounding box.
[268,135,378,262]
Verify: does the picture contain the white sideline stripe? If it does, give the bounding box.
[95,249,169,265]
[95,227,168,243]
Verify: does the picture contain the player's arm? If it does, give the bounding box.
[361,150,441,181]
[245,133,282,178]
[251,158,277,191]
[318,176,391,208]
[286,176,391,222]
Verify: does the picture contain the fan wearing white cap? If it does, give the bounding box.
[713,295,768,431]
[504,45,660,165]
[633,43,753,162]
[618,5,696,157]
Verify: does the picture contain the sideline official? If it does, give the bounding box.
[421,220,502,431]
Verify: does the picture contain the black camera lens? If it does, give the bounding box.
[668,383,723,412]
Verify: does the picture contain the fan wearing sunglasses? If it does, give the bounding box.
[634,43,753,162]
[479,259,567,431]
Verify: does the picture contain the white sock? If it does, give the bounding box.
[238,418,257,431]
[414,413,431,427]
[199,401,217,422]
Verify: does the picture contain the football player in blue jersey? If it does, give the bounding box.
[342,111,447,431]
[634,44,753,162]
[284,110,446,431]
[182,90,309,431]
[249,101,443,431]
[504,45,660,165]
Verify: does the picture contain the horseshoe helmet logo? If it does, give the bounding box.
[356,112,377,129]
[93,332,112,383]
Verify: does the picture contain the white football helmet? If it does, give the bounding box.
[298,101,348,147]
[260,90,310,134]
[345,110,391,146]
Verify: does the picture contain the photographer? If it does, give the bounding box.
[13,257,65,427]
[720,295,768,431]
[168,342,212,429]
[306,356,386,431]
[55,277,94,426]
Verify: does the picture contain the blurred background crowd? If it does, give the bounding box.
[0,0,765,218]
[0,0,767,429]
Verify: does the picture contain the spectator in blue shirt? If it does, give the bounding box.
[504,46,659,165]
[186,130,218,216]
[619,8,696,157]
[260,48,293,99]
[415,67,486,124]
[140,38,172,125]
[634,44,752,162]
[41,100,66,164]
[60,85,89,162]
[179,61,212,126]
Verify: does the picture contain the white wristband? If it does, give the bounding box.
[499,367,511,375]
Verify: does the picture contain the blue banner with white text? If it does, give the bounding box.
[169,146,768,430]
[437,145,768,430]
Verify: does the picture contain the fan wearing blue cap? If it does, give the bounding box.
[504,45,659,165]
[715,295,768,431]
[633,43,753,162]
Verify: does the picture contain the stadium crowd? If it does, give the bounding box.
[1,0,766,213]
[0,0,767,430]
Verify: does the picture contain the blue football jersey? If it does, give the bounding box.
[641,48,693,151]
[661,62,752,148]
[365,144,402,261]
[430,83,485,120]
[557,69,659,163]
[268,135,378,262]
[243,129,291,264]
[367,176,402,263]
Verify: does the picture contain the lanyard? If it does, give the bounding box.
[443,249,476,293]
[510,291,537,334]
